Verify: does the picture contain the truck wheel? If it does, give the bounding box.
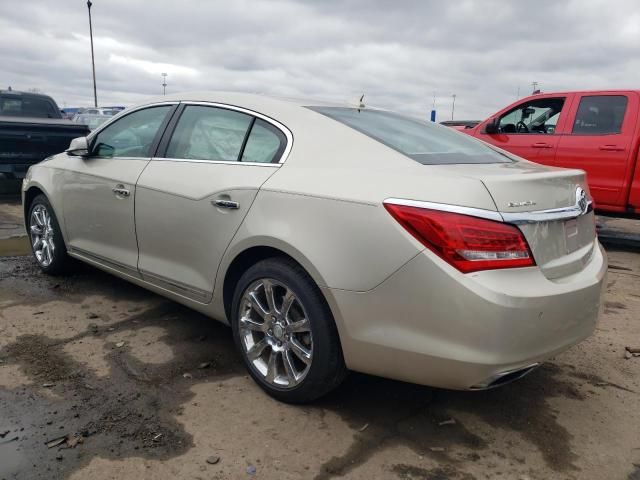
[28,194,73,275]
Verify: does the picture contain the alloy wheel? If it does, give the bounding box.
[238,278,313,389]
[30,204,56,267]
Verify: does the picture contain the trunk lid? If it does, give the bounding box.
[428,161,597,279]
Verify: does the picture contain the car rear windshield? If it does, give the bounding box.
[308,106,511,165]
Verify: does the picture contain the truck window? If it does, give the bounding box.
[572,95,627,135]
[0,95,58,118]
[498,98,565,134]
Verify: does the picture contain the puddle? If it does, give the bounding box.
[0,306,244,479]
[0,236,30,257]
[0,256,245,479]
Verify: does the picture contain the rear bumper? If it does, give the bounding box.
[324,241,607,390]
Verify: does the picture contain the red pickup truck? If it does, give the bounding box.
[465,90,640,215]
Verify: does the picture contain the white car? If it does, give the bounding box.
[22,92,606,402]
[80,107,119,116]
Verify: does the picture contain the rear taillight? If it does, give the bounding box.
[384,203,535,273]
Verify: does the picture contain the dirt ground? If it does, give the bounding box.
[1,200,640,480]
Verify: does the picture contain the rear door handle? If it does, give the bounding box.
[213,199,239,209]
[112,184,130,197]
[531,142,553,148]
[599,145,625,151]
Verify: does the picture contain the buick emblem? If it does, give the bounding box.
[576,187,588,215]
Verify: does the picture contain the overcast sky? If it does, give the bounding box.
[2,0,639,119]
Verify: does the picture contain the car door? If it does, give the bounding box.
[476,95,571,165]
[61,103,177,274]
[135,103,290,302]
[555,92,639,209]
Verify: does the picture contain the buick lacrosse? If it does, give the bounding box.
[22,93,606,402]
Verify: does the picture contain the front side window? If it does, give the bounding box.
[91,106,172,158]
[166,106,253,161]
[498,98,565,134]
[572,95,628,135]
[310,106,511,165]
[241,119,286,163]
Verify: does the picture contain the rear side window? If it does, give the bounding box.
[572,95,628,134]
[309,107,511,165]
[166,106,253,161]
[241,119,286,163]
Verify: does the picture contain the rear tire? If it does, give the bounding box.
[231,257,347,403]
[27,194,73,275]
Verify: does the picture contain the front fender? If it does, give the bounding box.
[22,162,68,243]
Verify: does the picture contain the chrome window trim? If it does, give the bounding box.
[86,101,180,141]
[384,198,593,224]
[177,101,294,164]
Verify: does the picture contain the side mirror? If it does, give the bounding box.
[67,137,89,156]
[484,117,500,134]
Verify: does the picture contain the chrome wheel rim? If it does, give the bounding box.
[239,279,313,389]
[30,204,55,267]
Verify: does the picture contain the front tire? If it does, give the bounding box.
[28,194,72,275]
[231,257,347,403]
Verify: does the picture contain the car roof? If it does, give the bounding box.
[137,91,353,115]
[130,92,382,134]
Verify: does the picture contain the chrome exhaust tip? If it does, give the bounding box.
[469,363,541,390]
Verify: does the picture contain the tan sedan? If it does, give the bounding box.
[22,93,607,402]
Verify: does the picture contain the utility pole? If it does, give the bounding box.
[531,81,539,94]
[451,94,456,121]
[161,73,168,95]
[87,1,98,108]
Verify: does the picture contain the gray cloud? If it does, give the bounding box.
[1,0,639,119]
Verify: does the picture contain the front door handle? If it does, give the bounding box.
[213,199,239,209]
[531,142,553,148]
[112,184,130,197]
[599,145,625,152]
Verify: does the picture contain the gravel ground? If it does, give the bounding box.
[0,204,639,479]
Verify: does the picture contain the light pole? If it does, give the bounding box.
[161,73,168,95]
[451,94,456,121]
[87,1,98,108]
